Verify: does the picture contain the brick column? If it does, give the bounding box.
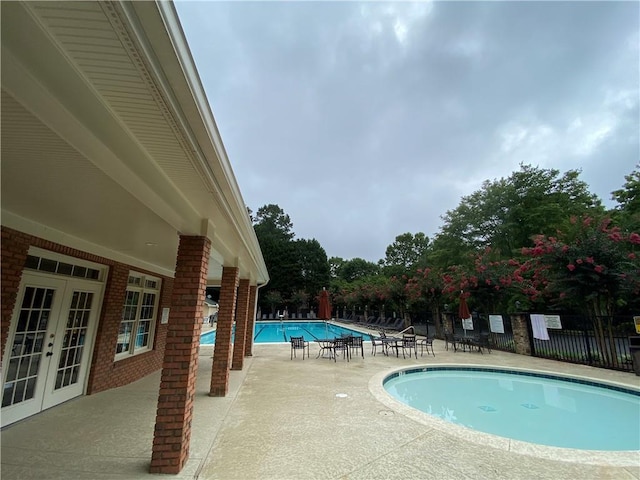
[210,266,238,396]
[511,313,533,356]
[150,236,210,474]
[231,279,250,370]
[244,285,258,357]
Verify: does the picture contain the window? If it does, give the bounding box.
[116,273,160,358]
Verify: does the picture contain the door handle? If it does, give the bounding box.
[45,352,53,357]
[48,343,54,347]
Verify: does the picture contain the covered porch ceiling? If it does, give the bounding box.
[1,1,268,286]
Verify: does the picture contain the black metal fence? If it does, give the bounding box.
[432,312,636,372]
[452,313,517,354]
[528,314,635,372]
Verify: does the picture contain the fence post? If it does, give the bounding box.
[511,313,533,356]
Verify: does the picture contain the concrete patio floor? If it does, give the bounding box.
[2,328,639,479]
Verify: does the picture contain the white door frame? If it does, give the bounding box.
[2,271,104,426]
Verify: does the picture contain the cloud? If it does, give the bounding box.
[175,1,639,262]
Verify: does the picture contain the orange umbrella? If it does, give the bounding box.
[318,288,331,320]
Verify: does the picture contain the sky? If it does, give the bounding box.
[174,1,639,263]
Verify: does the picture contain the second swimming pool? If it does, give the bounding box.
[383,366,640,451]
[200,321,364,344]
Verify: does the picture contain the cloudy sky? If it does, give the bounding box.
[174,1,639,263]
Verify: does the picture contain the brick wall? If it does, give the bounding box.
[1,226,170,393]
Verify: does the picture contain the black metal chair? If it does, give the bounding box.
[290,336,309,360]
[444,333,458,352]
[401,334,418,359]
[332,337,349,362]
[349,335,364,359]
[477,333,492,354]
[367,333,385,356]
[419,336,435,357]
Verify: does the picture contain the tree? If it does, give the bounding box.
[406,267,446,336]
[253,204,294,241]
[611,164,640,233]
[294,238,331,298]
[519,215,640,366]
[382,232,430,276]
[431,164,603,268]
[338,258,380,282]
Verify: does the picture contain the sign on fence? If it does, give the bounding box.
[544,314,562,329]
[489,315,505,333]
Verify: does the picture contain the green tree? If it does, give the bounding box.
[431,164,603,268]
[338,257,380,282]
[382,232,430,276]
[294,238,331,298]
[253,204,294,241]
[611,164,640,232]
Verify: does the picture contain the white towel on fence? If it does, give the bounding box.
[530,314,550,340]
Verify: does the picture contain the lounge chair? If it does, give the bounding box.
[290,336,309,360]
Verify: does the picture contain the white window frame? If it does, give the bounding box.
[115,272,161,360]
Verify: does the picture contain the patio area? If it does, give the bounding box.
[2,331,639,479]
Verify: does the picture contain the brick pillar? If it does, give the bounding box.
[1,227,29,362]
[210,266,238,396]
[231,279,250,370]
[150,236,210,475]
[511,313,532,356]
[244,285,257,357]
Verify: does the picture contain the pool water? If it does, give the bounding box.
[200,321,364,344]
[383,367,640,451]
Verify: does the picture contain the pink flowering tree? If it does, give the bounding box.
[406,267,445,336]
[442,248,518,314]
[521,215,640,364]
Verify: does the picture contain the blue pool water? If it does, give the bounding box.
[200,321,364,344]
[384,367,640,451]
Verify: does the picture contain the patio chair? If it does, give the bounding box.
[349,335,365,359]
[444,333,458,352]
[367,333,386,356]
[419,337,435,357]
[332,336,349,362]
[290,336,309,360]
[401,334,418,359]
[477,333,492,354]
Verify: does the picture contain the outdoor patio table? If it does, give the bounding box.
[381,337,403,357]
[314,339,335,359]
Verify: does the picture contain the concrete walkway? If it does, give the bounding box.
[2,331,639,479]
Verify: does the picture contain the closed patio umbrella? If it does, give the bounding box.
[459,292,472,336]
[318,288,331,320]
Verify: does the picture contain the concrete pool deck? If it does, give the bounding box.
[2,327,639,479]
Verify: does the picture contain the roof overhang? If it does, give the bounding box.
[1,1,268,286]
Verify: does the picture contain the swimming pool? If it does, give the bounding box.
[383,366,640,452]
[200,321,365,344]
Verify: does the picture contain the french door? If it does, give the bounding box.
[2,273,102,427]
